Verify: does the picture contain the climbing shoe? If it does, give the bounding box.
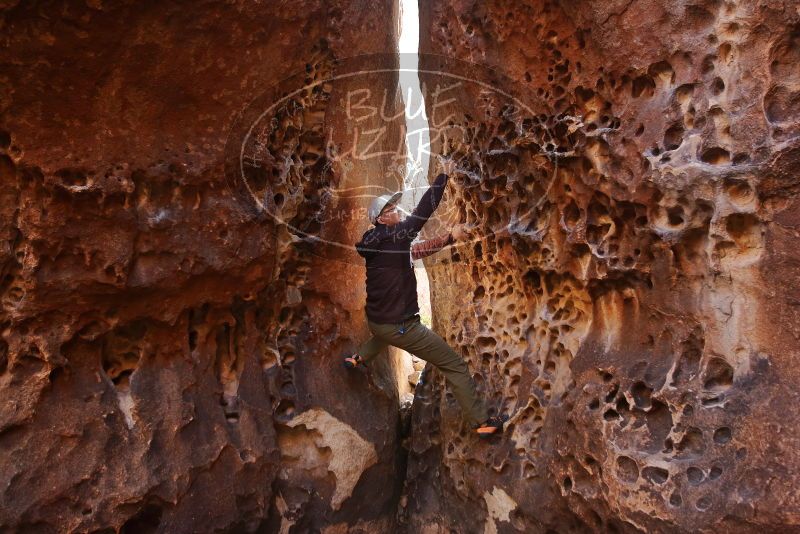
[475,414,508,439]
[343,354,366,369]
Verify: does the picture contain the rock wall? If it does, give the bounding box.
[405,1,800,532]
[4,1,800,532]
[0,1,406,532]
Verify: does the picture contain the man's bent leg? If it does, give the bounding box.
[371,317,488,426]
[355,334,389,364]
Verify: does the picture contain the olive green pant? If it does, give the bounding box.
[356,315,488,426]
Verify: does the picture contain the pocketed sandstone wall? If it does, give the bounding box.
[404,1,800,532]
[0,1,405,532]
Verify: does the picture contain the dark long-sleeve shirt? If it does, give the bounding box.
[355,173,451,324]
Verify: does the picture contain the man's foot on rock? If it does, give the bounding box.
[343,354,366,369]
[475,414,508,438]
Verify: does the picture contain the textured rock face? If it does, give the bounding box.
[405,1,800,532]
[0,1,405,532]
[4,1,800,532]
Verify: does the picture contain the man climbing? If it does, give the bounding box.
[346,158,506,438]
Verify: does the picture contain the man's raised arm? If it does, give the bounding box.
[395,172,449,236]
[411,232,454,261]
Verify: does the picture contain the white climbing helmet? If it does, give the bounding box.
[368,190,403,224]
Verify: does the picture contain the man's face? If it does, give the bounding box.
[377,203,402,226]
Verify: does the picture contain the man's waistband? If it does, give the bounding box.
[401,313,420,323]
[367,312,420,326]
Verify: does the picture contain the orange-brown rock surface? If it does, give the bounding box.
[403,1,800,532]
[0,1,407,532]
[3,0,800,533]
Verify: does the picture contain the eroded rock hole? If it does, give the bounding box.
[687,466,705,485]
[616,456,639,483]
[215,322,242,423]
[663,123,685,150]
[700,146,730,165]
[631,381,652,409]
[676,427,706,457]
[642,466,669,484]
[703,358,733,391]
[0,338,7,375]
[713,427,732,444]
[667,206,685,227]
[632,75,656,98]
[674,328,704,385]
[725,213,761,248]
[696,496,712,511]
[101,322,147,429]
[55,167,89,187]
[120,504,162,534]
